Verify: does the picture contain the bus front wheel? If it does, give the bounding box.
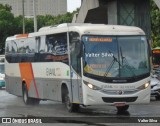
[116,105,129,112]
[64,91,79,112]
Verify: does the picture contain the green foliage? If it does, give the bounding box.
[0,4,78,54]
[0,4,12,12]
[0,4,14,53]
[48,13,72,25]
[151,0,160,48]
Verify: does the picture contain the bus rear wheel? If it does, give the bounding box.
[23,84,31,105]
[22,84,40,105]
[116,105,129,112]
[64,91,79,112]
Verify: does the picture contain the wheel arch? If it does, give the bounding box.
[22,80,27,91]
[61,81,72,103]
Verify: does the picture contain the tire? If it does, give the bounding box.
[22,84,40,105]
[22,84,32,105]
[64,90,79,112]
[32,98,40,105]
[116,105,129,112]
[155,96,160,100]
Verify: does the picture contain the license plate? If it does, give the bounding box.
[114,102,126,107]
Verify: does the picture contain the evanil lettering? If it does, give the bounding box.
[46,68,56,76]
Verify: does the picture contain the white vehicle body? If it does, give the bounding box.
[5,23,151,112]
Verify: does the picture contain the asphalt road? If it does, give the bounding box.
[0,88,160,126]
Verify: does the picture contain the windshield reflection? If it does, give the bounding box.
[82,35,150,81]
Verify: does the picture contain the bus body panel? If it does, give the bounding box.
[5,60,81,103]
[5,75,22,96]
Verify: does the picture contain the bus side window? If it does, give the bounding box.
[46,33,67,54]
[5,42,11,63]
[11,40,18,63]
[45,33,68,63]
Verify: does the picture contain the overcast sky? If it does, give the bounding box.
[67,0,81,12]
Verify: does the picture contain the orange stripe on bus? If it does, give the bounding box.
[16,34,28,39]
[19,63,34,90]
[19,63,39,98]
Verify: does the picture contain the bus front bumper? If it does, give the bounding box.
[82,84,150,106]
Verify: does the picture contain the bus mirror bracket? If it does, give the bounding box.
[77,42,83,58]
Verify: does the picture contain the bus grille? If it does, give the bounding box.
[102,97,138,103]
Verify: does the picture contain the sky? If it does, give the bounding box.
[67,0,81,12]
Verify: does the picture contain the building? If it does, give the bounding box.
[154,0,160,9]
[74,0,152,39]
[0,0,67,16]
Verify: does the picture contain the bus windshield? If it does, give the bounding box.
[82,35,150,81]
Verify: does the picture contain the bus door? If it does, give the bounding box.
[69,32,82,103]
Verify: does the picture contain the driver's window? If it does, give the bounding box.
[69,32,81,75]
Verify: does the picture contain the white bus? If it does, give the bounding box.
[5,23,151,112]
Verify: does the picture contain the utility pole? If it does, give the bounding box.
[33,0,37,32]
[22,0,25,33]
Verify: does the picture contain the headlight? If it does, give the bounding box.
[144,82,150,88]
[137,82,150,90]
[87,83,93,89]
[83,81,101,90]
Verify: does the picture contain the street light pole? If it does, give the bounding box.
[22,0,25,33]
[33,0,37,32]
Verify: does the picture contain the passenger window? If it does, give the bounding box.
[45,33,68,63]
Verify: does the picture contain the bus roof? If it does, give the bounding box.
[6,23,145,41]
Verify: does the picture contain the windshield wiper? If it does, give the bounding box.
[120,47,136,76]
[104,50,120,77]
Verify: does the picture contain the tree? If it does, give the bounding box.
[0,6,78,53]
[151,0,160,48]
[0,4,14,53]
[0,4,11,12]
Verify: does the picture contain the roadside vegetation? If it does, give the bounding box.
[0,4,78,53]
[151,0,160,48]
